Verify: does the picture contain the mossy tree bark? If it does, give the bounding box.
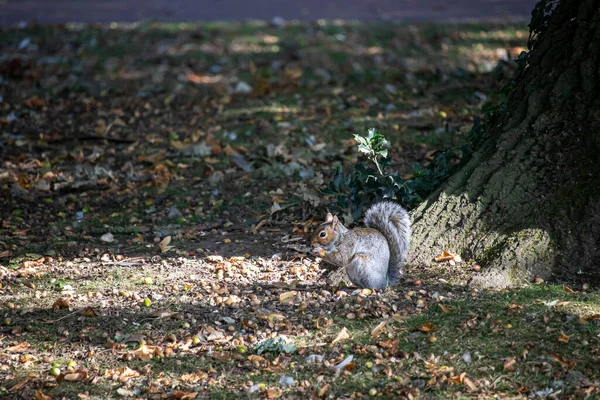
[409,0,600,287]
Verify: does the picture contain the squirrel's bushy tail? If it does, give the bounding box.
[364,201,411,285]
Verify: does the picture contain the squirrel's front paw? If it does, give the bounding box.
[311,247,327,257]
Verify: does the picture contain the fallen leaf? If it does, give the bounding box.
[116,388,135,397]
[265,388,281,399]
[170,391,198,399]
[80,307,98,318]
[52,297,71,311]
[416,322,435,333]
[433,251,455,262]
[463,376,477,391]
[106,366,140,382]
[558,332,570,343]
[247,354,268,364]
[159,236,174,253]
[504,357,516,371]
[551,352,576,369]
[6,342,29,352]
[378,338,400,349]
[130,344,156,361]
[181,371,209,383]
[34,390,52,400]
[370,320,388,339]
[279,291,298,304]
[449,373,465,384]
[318,383,330,398]
[63,370,87,382]
[331,327,350,345]
[100,232,115,243]
[563,285,576,294]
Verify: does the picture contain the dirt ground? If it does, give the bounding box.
[2,0,538,24]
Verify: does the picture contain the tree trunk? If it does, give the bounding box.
[409,0,600,287]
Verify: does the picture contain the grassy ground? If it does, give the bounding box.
[1,20,599,399]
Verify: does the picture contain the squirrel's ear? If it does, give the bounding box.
[332,215,339,229]
[325,212,334,222]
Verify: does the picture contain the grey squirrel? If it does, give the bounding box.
[309,201,411,290]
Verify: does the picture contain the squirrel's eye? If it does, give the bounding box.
[319,231,327,238]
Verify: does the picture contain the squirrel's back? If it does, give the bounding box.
[363,201,411,285]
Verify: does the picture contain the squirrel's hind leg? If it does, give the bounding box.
[345,254,387,290]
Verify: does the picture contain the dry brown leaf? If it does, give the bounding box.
[259,312,286,322]
[317,383,330,398]
[504,357,516,371]
[391,314,409,323]
[438,304,450,313]
[416,322,435,333]
[449,372,465,384]
[170,391,198,399]
[551,352,576,369]
[10,379,30,392]
[331,327,350,345]
[463,376,477,391]
[265,388,281,399]
[181,372,208,383]
[79,307,98,318]
[24,96,46,109]
[22,257,45,268]
[106,366,140,382]
[378,338,400,349]
[433,251,454,262]
[131,345,157,361]
[6,342,29,352]
[150,309,176,318]
[34,390,52,400]
[563,285,577,294]
[159,236,173,253]
[558,332,570,343]
[52,297,71,312]
[279,291,298,304]
[247,355,268,364]
[63,370,87,382]
[370,320,388,339]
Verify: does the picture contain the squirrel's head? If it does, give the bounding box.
[309,212,339,249]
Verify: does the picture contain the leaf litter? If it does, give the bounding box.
[0,18,599,400]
